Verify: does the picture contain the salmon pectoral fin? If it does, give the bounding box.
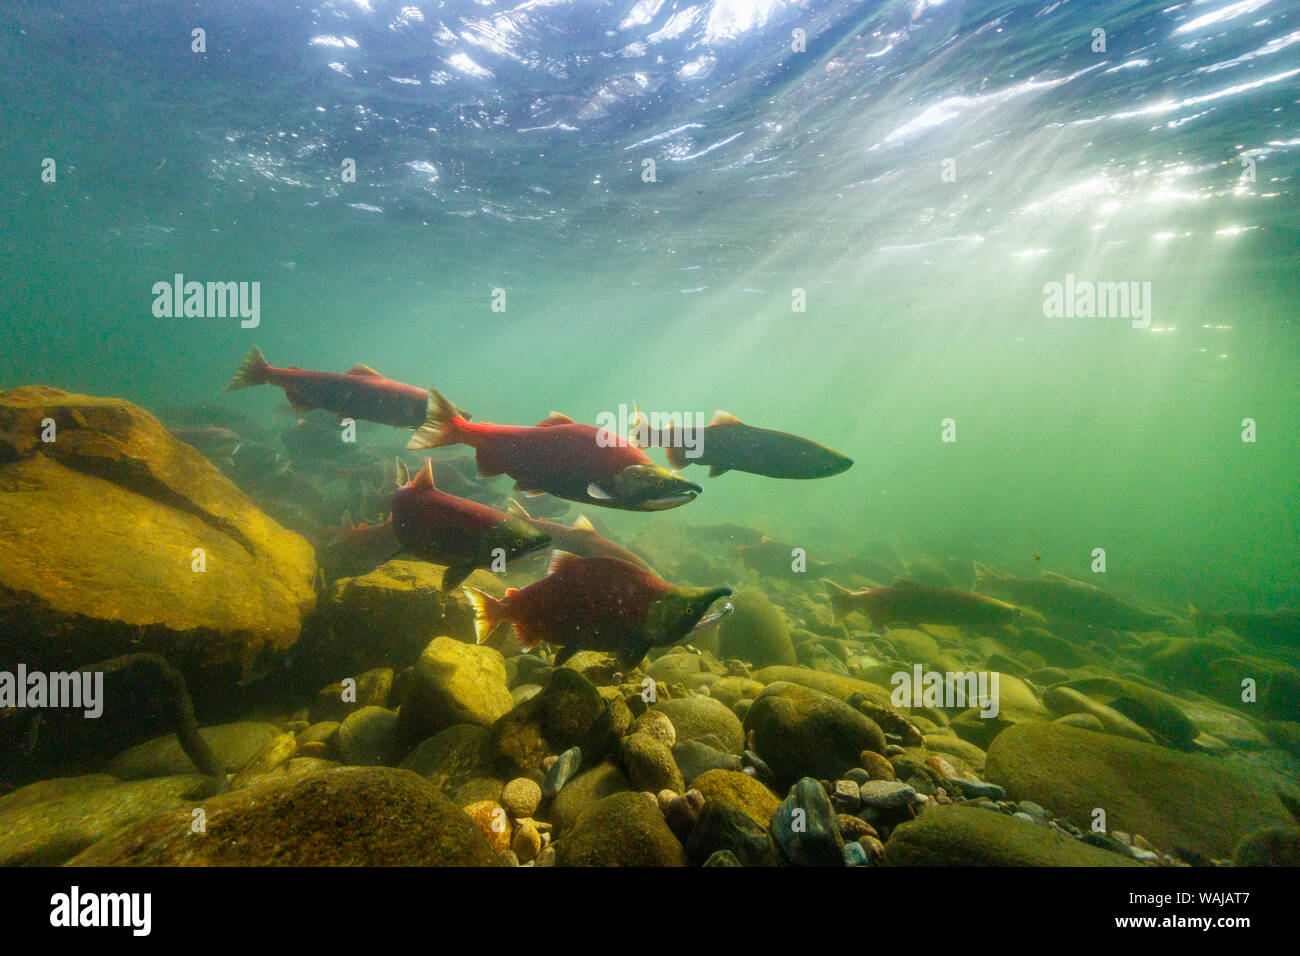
[285,391,315,413]
[441,561,479,592]
[513,621,545,653]
[664,444,690,471]
[614,642,649,671]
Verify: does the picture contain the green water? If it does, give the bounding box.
[1,0,1298,869]
[4,1,1297,614]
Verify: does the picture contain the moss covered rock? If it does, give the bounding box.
[396,636,513,751]
[622,731,684,794]
[398,723,500,803]
[744,681,886,789]
[0,387,316,704]
[1055,676,1198,747]
[691,769,780,830]
[547,761,631,833]
[309,667,393,725]
[0,773,206,866]
[556,791,686,866]
[1042,686,1155,744]
[66,767,499,866]
[108,722,282,780]
[651,695,744,753]
[984,722,1293,858]
[1233,827,1300,867]
[491,667,611,780]
[751,666,893,707]
[717,590,797,668]
[885,804,1139,866]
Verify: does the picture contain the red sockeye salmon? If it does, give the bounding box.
[406,389,702,511]
[463,552,732,669]
[225,347,468,428]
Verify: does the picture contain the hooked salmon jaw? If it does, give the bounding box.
[640,488,701,510]
[590,466,703,510]
[687,600,733,637]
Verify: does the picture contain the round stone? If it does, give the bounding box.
[501,777,543,818]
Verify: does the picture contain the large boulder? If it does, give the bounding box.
[743,681,886,789]
[398,724,501,803]
[717,590,797,668]
[395,637,513,751]
[0,387,317,703]
[948,672,1050,749]
[65,767,499,866]
[1053,677,1197,747]
[490,668,610,780]
[984,722,1294,859]
[556,791,686,866]
[547,761,631,833]
[691,768,780,830]
[651,695,745,754]
[108,721,282,780]
[885,804,1139,866]
[300,561,497,684]
[750,666,893,707]
[0,773,205,866]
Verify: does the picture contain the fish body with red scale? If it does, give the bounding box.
[407,390,702,511]
[225,346,467,429]
[389,458,551,590]
[463,552,732,668]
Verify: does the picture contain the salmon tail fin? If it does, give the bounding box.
[407,389,466,450]
[822,578,852,625]
[224,346,271,392]
[462,587,507,644]
[664,442,689,471]
[972,561,998,592]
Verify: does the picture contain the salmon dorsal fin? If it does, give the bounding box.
[413,458,435,489]
[347,363,382,376]
[710,410,742,426]
[505,497,531,520]
[537,412,574,427]
[547,549,583,576]
[628,402,651,448]
[571,514,595,532]
[394,457,410,487]
[892,578,925,588]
